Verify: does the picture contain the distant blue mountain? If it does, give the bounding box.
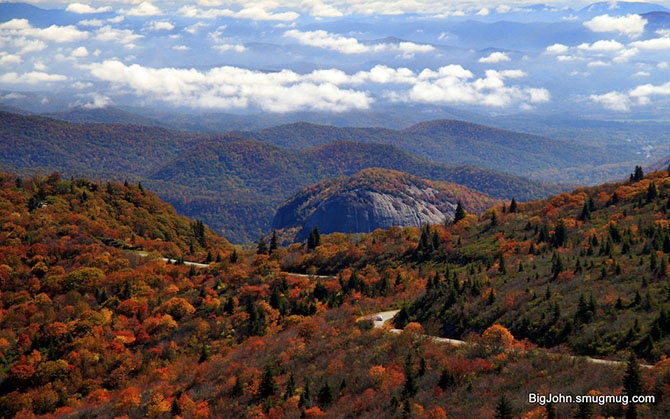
[579,1,670,17]
[0,2,80,26]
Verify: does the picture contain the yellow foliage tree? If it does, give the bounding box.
[481,324,514,353]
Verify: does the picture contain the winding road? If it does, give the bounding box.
[357,309,651,368]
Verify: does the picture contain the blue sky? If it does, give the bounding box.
[2,1,670,116]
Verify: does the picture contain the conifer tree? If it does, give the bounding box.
[257,236,268,255]
[270,230,278,252]
[317,381,333,407]
[453,201,466,223]
[259,364,277,398]
[509,197,518,213]
[494,395,513,419]
[307,226,321,250]
[623,353,643,419]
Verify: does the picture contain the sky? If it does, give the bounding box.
[2,1,670,116]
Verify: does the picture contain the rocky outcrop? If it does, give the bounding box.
[273,168,467,241]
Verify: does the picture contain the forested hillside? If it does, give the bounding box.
[0,111,560,242]
[245,119,631,183]
[3,171,670,418]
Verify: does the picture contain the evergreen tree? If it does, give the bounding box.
[453,201,466,223]
[317,381,333,407]
[579,202,591,221]
[257,235,268,255]
[623,353,643,419]
[632,165,645,182]
[647,181,658,203]
[300,379,311,407]
[546,403,557,419]
[552,219,568,248]
[259,364,277,398]
[307,226,321,250]
[231,375,243,397]
[509,197,518,213]
[401,353,418,398]
[494,395,513,419]
[574,401,593,419]
[270,230,278,252]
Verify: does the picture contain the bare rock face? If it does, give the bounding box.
[272,169,458,241]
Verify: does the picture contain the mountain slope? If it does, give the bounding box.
[0,111,203,176]
[246,119,625,183]
[272,168,501,241]
[284,166,670,365]
[149,139,562,241]
[0,111,564,242]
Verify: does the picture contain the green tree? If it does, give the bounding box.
[317,381,333,407]
[453,201,466,223]
[647,181,658,203]
[509,197,518,213]
[259,364,277,398]
[494,395,513,419]
[257,235,268,255]
[623,353,643,419]
[307,226,321,250]
[270,230,278,252]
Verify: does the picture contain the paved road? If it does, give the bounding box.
[135,251,211,268]
[357,309,651,368]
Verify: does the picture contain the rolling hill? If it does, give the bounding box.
[245,119,629,183]
[0,111,562,242]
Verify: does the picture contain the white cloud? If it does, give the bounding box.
[213,43,247,53]
[632,71,650,77]
[478,52,511,64]
[590,91,631,111]
[85,60,372,112]
[583,14,647,38]
[66,3,112,14]
[0,71,67,85]
[284,29,434,57]
[630,37,670,50]
[0,53,22,66]
[408,65,548,108]
[587,60,610,67]
[173,45,190,51]
[184,22,210,34]
[125,2,162,17]
[94,26,143,46]
[545,43,569,54]
[178,6,233,19]
[177,5,298,21]
[235,7,300,21]
[81,93,112,109]
[78,19,104,27]
[71,46,89,57]
[630,82,670,103]
[0,19,89,43]
[149,21,175,31]
[613,47,638,63]
[577,39,624,52]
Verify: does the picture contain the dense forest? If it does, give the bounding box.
[0,111,570,242]
[2,169,670,417]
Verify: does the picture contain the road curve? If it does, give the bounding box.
[357,309,651,368]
